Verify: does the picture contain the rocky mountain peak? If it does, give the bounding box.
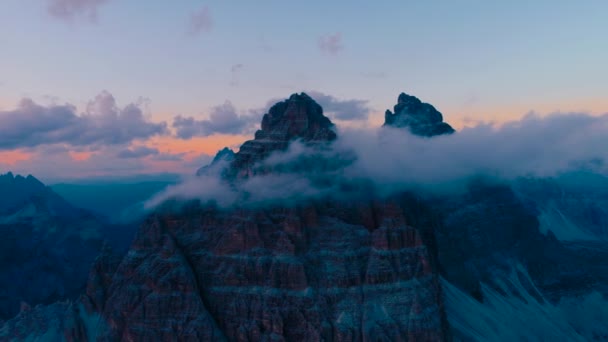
[258,92,336,142]
[384,92,455,137]
[229,93,337,177]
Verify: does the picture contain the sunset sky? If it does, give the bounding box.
[1,0,607,182]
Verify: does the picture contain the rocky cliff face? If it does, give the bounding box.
[86,200,447,341]
[384,93,454,137]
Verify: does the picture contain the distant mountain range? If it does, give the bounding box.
[51,179,177,223]
[0,172,136,322]
[1,93,607,341]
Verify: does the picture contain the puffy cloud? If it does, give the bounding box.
[318,32,344,55]
[307,91,371,121]
[188,6,213,35]
[117,146,159,159]
[47,0,110,22]
[173,101,257,138]
[0,91,168,150]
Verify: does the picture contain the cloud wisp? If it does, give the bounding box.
[117,146,159,159]
[0,91,168,150]
[308,91,371,121]
[230,64,244,87]
[318,32,344,55]
[148,111,608,208]
[47,0,110,22]
[188,6,213,35]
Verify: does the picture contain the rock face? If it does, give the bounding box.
[0,300,102,342]
[384,93,455,137]
[87,200,447,341]
[434,179,608,340]
[73,94,448,341]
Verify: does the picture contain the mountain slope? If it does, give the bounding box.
[0,173,134,321]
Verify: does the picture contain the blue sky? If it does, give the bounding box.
[0,0,607,180]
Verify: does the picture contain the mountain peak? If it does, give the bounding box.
[229,93,336,177]
[384,92,455,137]
[258,92,336,142]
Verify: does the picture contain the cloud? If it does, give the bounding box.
[230,64,244,87]
[318,33,344,55]
[335,112,608,189]
[188,6,213,35]
[47,0,110,22]
[2,147,145,182]
[117,146,159,159]
[0,91,168,150]
[152,152,188,162]
[148,111,608,208]
[173,101,257,138]
[0,143,201,183]
[307,91,371,121]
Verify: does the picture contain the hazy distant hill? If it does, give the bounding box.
[51,178,177,223]
[0,172,136,321]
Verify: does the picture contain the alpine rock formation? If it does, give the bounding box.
[384,93,454,137]
[2,92,608,341]
[74,93,448,341]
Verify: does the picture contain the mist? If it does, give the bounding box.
[146,111,608,209]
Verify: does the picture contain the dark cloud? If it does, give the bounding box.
[117,146,159,159]
[307,91,371,121]
[0,91,168,150]
[173,101,257,138]
[148,112,608,208]
[47,0,110,22]
[318,33,344,55]
[188,6,213,35]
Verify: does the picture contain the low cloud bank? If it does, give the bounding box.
[147,111,608,208]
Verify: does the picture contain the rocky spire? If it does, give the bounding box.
[229,92,337,177]
[384,93,455,137]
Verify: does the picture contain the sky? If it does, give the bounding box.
[0,0,607,182]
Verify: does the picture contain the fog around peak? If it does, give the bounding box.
[146,111,608,209]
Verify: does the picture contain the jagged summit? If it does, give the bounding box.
[230,92,337,177]
[384,93,455,137]
[258,92,336,142]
